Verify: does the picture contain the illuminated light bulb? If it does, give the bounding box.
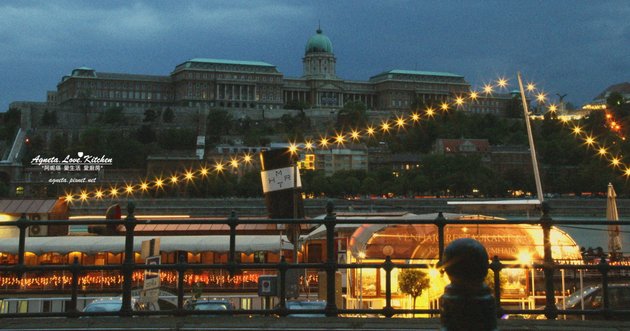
[335,133,346,145]
[124,185,134,194]
[215,162,225,172]
[611,157,621,167]
[469,91,478,100]
[548,104,558,112]
[440,102,450,111]
[366,126,376,136]
[536,92,547,103]
[230,158,239,168]
[483,84,494,94]
[140,182,149,192]
[425,107,435,117]
[454,96,465,107]
[395,116,406,128]
[64,194,74,203]
[184,171,194,181]
[350,130,361,141]
[79,191,88,202]
[154,178,164,189]
[411,112,420,122]
[526,82,536,92]
[598,147,607,156]
[606,113,612,119]
[497,77,508,88]
[170,175,179,184]
[625,168,630,177]
[380,121,390,132]
[243,154,253,164]
[288,142,299,154]
[199,167,209,176]
[110,188,119,197]
[94,190,104,199]
[572,126,582,135]
[304,140,314,150]
[584,136,595,146]
[560,117,570,124]
[319,137,329,148]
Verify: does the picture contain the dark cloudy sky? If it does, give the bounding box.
[1,0,629,111]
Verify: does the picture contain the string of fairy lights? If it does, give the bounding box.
[61,75,629,203]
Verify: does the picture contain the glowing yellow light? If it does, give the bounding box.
[526,82,536,92]
[154,178,164,189]
[483,84,494,94]
[572,126,582,135]
[469,91,478,100]
[440,102,450,111]
[140,182,149,192]
[230,158,239,168]
[79,191,88,202]
[319,137,329,148]
[243,154,253,164]
[606,113,612,119]
[625,168,630,177]
[288,142,299,154]
[548,104,558,112]
[611,157,621,167]
[560,117,570,124]
[199,167,209,176]
[380,121,390,132]
[454,96,465,107]
[536,92,547,103]
[170,175,179,184]
[366,126,376,136]
[425,107,435,117]
[184,171,194,181]
[395,116,406,129]
[411,112,420,122]
[215,162,225,172]
[350,130,360,141]
[517,251,533,265]
[94,190,104,199]
[304,140,314,151]
[334,133,346,145]
[428,267,440,279]
[125,185,134,194]
[497,77,508,88]
[64,194,74,203]
[598,147,607,156]
[584,136,595,146]
[109,188,119,197]
[357,251,366,259]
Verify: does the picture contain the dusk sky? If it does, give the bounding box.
[1,1,629,112]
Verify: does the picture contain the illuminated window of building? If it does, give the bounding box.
[108,253,122,264]
[241,253,254,263]
[39,252,63,265]
[253,251,265,263]
[188,253,201,264]
[240,298,252,310]
[201,252,214,263]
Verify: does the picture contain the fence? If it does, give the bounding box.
[0,201,629,319]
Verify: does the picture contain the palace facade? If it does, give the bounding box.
[51,28,473,114]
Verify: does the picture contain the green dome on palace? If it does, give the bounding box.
[305,29,333,54]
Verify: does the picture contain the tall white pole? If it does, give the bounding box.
[517,72,544,203]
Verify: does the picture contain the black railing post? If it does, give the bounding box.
[540,202,558,320]
[278,256,288,316]
[435,212,446,265]
[68,256,80,317]
[121,202,136,317]
[598,257,611,319]
[324,201,338,317]
[383,256,394,318]
[227,210,238,276]
[489,255,504,317]
[440,238,497,331]
[17,213,27,267]
[176,258,186,315]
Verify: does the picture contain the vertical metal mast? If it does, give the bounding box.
[517,72,544,203]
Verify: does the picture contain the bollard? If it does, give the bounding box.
[440,238,497,331]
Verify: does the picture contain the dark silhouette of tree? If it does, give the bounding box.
[162,108,174,123]
[398,269,429,316]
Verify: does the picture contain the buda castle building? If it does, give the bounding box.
[49,28,479,116]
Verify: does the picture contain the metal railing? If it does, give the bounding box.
[0,200,629,320]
